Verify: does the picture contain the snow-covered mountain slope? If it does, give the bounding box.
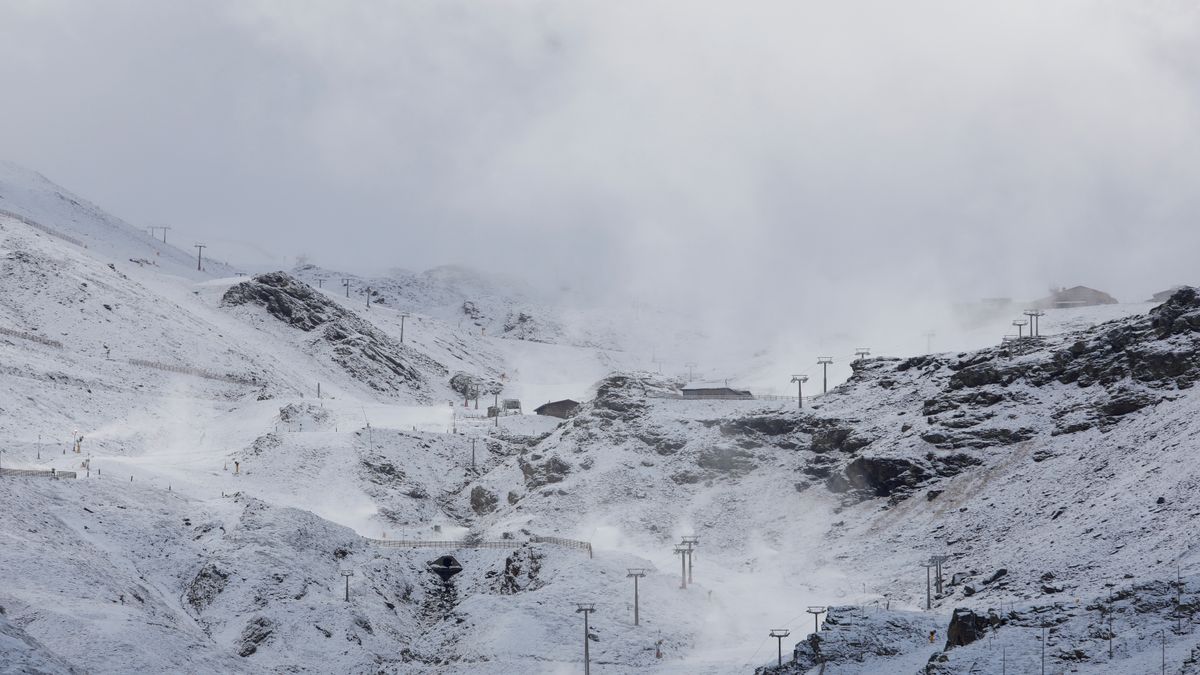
[6,161,1200,673]
[0,161,238,280]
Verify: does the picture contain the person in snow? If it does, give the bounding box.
[929,630,937,643]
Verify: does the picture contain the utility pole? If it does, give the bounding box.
[400,313,409,343]
[365,287,371,310]
[340,569,354,602]
[923,331,935,354]
[920,560,936,610]
[769,629,791,667]
[674,546,689,589]
[790,375,808,409]
[627,569,646,626]
[470,438,476,472]
[855,347,871,361]
[1024,309,1045,337]
[193,243,206,271]
[682,535,699,584]
[817,357,833,393]
[575,603,596,675]
[1108,618,1113,659]
[317,278,323,289]
[343,278,351,299]
[1162,629,1166,675]
[806,606,826,634]
[1012,319,1028,339]
[685,362,697,382]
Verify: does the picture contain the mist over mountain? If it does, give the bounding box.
[4,2,1200,673]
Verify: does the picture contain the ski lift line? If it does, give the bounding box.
[743,611,810,667]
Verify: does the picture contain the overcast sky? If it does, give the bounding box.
[3,0,1200,328]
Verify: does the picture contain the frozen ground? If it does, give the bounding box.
[3,163,1199,673]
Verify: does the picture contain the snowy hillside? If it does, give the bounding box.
[0,161,237,280]
[5,162,1200,673]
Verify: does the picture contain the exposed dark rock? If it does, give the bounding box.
[518,455,571,489]
[470,486,498,515]
[186,563,229,612]
[696,446,757,477]
[983,569,1008,585]
[237,616,274,657]
[944,608,1000,649]
[720,413,801,437]
[222,272,444,399]
[826,456,930,499]
[495,547,543,594]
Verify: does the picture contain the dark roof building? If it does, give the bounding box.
[680,386,753,400]
[533,399,580,419]
[1033,286,1118,309]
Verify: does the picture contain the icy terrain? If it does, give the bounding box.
[3,164,1200,674]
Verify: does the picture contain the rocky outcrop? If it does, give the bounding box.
[223,272,445,399]
[470,486,498,515]
[518,455,571,489]
[826,456,930,499]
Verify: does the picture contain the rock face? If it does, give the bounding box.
[943,607,1001,649]
[223,272,445,400]
[803,288,1200,504]
[756,606,941,674]
[186,563,230,612]
[470,486,498,515]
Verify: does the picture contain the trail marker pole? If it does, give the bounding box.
[923,331,935,353]
[365,287,371,310]
[817,357,833,393]
[627,569,646,625]
[471,438,476,472]
[343,278,351,298]
[575,603,596,675]
[769,629,791,667]
[400,313,409,343]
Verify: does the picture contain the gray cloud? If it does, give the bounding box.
[3,0,1200,344]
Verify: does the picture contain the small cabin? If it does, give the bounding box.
[680,386,753,400]
[534,399,580,419]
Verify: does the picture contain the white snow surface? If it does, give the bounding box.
[2,164,1199,674]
